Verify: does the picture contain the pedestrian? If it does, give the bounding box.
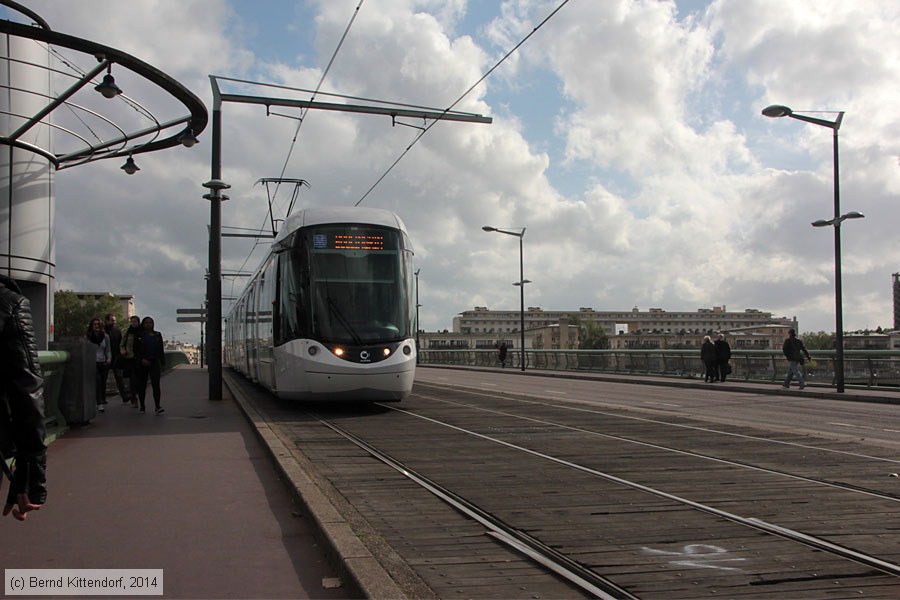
[714,333,732,382]
[497,341,508,368]
[782,328,811,390]
[701,335,717,383]
[0,274,48,521]
[120,315,141,407]
[134,316,166,414]
[104,313,129,404]
[87,317,111,413]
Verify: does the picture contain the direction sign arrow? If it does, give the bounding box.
[176,316,207,323]
[177,308,207,315]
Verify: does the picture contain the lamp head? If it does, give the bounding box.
[95,71,122,99]
[202,179,231,191]
[482,226,497,232]
[120,156,139,175]
[762,104,793,118]
[178,127,199,148]
[811,219,832,227]
[842,211,865,220]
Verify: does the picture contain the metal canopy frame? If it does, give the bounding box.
[0,13,208,169]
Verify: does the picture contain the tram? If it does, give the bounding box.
[224,206,417,401]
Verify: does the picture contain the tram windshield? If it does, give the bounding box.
[277,224,413,345]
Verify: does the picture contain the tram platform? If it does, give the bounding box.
[0,365,356,600]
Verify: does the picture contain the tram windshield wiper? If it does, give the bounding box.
[326,296,363,346]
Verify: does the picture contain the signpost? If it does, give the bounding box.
[176,308,206,322]
[176,308,206,367]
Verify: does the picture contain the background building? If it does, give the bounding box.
[421,316,579,352]
[893,272,899,331]
[453,305,797,337]
[74,291,135,319]
[608,324,790,351]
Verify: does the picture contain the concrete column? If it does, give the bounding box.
[0,31,55,349]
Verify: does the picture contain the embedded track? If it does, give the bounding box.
[227,370,900,599]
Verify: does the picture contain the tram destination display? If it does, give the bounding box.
[313,231,386,251]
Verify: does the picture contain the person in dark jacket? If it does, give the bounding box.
[700,335,717,383]
[86,317,111,413]
[714,333,732,382]
[497,341,508,368]
[0,274,47,521]
[134,316,166,414]
[104,313,130,404]
[120,315,141,407]
[782,328,811,389]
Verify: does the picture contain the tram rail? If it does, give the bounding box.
[225,368,900,598]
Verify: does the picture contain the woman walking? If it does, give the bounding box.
[119,315,142,407]
[700,335,718,383]
[134,316,166,414]
[86,318,111,413]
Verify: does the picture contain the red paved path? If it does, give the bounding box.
[0,365,357,600]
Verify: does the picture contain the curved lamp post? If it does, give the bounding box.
[762,104,858,392]
[482,226,528,371]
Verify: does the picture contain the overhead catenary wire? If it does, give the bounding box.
[273,0,365,209]
[354,0,571,206]
[230,1,365,299]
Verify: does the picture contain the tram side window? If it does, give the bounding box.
[276,247,309,344]
[257,256,276,345]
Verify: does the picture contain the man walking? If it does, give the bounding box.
[782,329,811,390]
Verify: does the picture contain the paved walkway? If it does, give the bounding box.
[0,365,356,600]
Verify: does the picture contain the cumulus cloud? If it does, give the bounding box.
[12,0,898,344]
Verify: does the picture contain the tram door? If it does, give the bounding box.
[257,257,277,389]
[247,281,258,381]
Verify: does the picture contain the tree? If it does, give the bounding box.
[54,290,126,340]
[568,315,609,349]
[802,330,834,350]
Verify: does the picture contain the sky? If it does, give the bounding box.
[5,0,900,345]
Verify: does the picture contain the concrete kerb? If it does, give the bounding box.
[224,371,407,600]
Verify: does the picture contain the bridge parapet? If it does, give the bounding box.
[419,348,900,390]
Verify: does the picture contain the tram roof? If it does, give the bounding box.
[276,206,408,244]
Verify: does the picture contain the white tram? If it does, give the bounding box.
[224,206,416,401]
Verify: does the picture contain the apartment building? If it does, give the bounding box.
[74,291,135,318]
[420,318,579,352]
[453,305,797,337]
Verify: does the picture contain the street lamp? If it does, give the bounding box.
[812,210,864,388]
[482,226,528,371]
[762,103,854,392]
[414,269,421,365]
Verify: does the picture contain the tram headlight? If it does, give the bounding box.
[333,347,345,357]
[383,348,391,357]
[403,345,412,356]
[308,346,318,356]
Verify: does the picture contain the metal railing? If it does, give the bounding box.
[36,349,193,441]
[419,348,900,389]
